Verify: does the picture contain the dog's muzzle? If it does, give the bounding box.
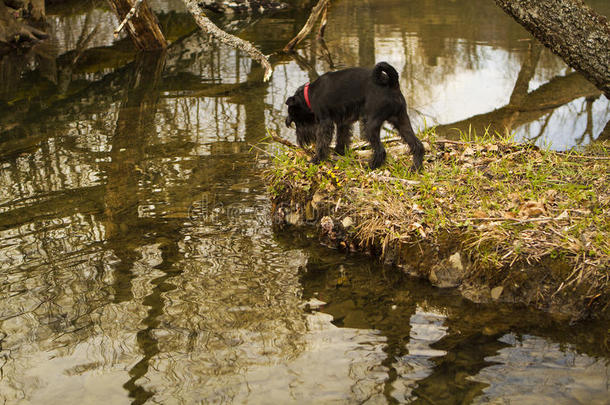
[285,117,294,128]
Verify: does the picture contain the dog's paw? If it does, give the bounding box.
[369,150,387,170]
[310,156,322,165]
[334,145,347,156]
[410,162,423,172]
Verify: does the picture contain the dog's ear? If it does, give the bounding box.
[286,96,297,107]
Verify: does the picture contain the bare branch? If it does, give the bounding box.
[182,0,273,81]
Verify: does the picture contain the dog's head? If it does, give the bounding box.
[285,86,316,146]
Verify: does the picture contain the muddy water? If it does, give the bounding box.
[0,0,609,403]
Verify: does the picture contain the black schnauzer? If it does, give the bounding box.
[285,62,424,171]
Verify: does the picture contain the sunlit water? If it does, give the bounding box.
[0,0,609,403]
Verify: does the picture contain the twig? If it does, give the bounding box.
[270,135,299,149]
[368,172,420,186]
[435,139,468,145]
[467,216,559,223]
[114,0,144,38]
[284,0,330,52]
[553,151,610,160]
[183,0,273,81]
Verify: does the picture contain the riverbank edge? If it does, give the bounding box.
[264,133,610,320]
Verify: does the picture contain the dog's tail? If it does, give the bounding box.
[373,62,399,88]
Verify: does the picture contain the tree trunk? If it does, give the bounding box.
[494,0,610,98]
[107,0,167,50]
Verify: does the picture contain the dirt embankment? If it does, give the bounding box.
[265,132,610,320]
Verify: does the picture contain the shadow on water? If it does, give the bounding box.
[0,0,609,403]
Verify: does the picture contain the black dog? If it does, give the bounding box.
[285,62,424,170]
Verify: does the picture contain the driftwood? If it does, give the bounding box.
[283,0,329,52]
[183,0,273,81]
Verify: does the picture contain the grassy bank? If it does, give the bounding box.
[265,130,610,319]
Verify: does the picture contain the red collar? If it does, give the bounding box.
[304,83,312,110]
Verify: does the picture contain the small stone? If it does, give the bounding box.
[491,286,504,300]
[429,269,438,284]
[342,216,354,228]
[286,211,301,225]
[320,216,334,233]
[299,298,327,310]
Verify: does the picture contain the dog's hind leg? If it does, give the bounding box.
[389,110,424,171]
[334,123,352,155]
[364,118,386,169]
[312,120,334,164]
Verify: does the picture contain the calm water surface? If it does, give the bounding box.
[0,0,609,403]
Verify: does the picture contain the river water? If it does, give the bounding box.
[0,0,609,403]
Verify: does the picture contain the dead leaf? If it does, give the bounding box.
[519,201,546,218]
[545,189,558,202]
[473,210,487,218]
[462,147,475,157]
[556,210,569,220]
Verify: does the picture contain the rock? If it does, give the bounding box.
[448,252,463,272]
[491,286,504,300]
[429,251,466,288]
[311,190,325,208]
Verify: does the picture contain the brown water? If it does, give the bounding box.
[0,0,609,403]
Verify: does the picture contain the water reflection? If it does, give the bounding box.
[0,0,609,403]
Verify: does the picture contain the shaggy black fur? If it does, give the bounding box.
[285,62,424,170]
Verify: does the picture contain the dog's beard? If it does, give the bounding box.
[295,122,317,147]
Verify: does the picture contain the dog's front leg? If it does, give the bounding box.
[312,120,334,164]
[335,123,352,155]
